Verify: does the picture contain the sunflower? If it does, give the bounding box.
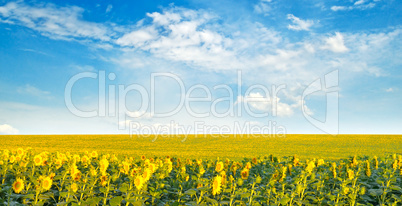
[81,155,90,165]
[12,178,24,193]
[134,176,144,190]
[293,157,300,166]
[73,154,80,163]
[70,163,81,181]
[317,159,325,166]
[9,155,15,163]
[199,166,206,175]
[305,161,316,174]
[100,174,108,187]
[144,159,150,166]
[142,168,152,182]
[245,162,252,170]
[212,175,222,195]
[220,171,227,185]
[99,158,109,174]
[33,155,42,166]
[122,161,131,175]
[347,169,355,180]
[90,168,97,177]
[252,157,258,164]
[148,163,157,173]
[130,168,136,177]
[241,168,249,180]
[141,155,146,161]
[231,164,237,175]
[2,150,9,160]
[71,183,78,193]
[55,159,63,169]
[41,176,53,191]
[215,161,224,173]
[16,148,24,156]
[90,151,98,159]
[196,159,202,166]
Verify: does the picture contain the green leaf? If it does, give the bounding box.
[223,188,232,193]
[59,192,68,198]
[119,184,128,193]
[279,197,290,205]
[240,193,250,198]
[205,197,218,205]
[24,193,35,199]
[389,185,402,191]
[109,196,123,206]
[197,186,209,192]
[99,187,107,193]
[184,189,197,196]
[368,189,383,196]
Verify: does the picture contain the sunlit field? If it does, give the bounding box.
[1,134,401,160]
[1,142,402,205]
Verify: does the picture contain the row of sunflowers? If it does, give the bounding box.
[1,148,402,205]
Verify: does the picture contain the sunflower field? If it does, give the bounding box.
[1,148,402,205]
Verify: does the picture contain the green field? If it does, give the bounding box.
[1,134,401,160]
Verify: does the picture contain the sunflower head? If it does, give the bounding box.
[212,175,222,195]
[71,183,78,193]
[347,169,355,180]
[141,155,146,161]
[241,168,249,180]
[317,159,325,166]
[252,157,258,164]
[134,176,144,190]
[17,148,24,156]
[142,168,152,182]
[41,176,52,191]
[215,161,224,173]
[12,178,24,193]
[9,155,16,163]
[90,151,98,159]
[33,155,43,166]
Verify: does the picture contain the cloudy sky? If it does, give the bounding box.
[0,0,401,134]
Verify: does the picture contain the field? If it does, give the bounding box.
[1,135,402,205]
[0,134,401,160]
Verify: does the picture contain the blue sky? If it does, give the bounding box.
[0,0,401,134]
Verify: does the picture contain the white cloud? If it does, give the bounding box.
[385,88,394,92]
[287,14,315,31]
[0,124,19,134]
[0,2,112,41]
[254,0,272,14]
[322,32,349,53]
[235,92,299,117]
[115,8,244,70]
[71,64,96,71]
[0,2,399,92]
[116,26,158,46]
[17,84,52,99]
[126,111,153,119]
[106,4,113,13]
[331,0,377,11]
[330,6,348,11]
[354,0,366,5]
